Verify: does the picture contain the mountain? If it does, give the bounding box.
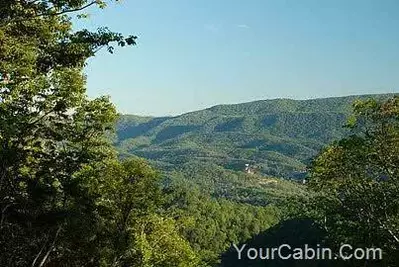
[116,94,394,181]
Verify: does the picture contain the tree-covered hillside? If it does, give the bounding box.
[116,94,395,180]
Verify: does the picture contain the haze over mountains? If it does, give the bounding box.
[115,94,395,182]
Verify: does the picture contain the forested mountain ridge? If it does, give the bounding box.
[116,93,396,179]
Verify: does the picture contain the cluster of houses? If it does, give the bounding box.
[244,163,255,174]
[244,163,307,184]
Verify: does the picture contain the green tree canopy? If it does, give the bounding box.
[308,96,399,265]
[0,1,137,265]
[75,158,200,266]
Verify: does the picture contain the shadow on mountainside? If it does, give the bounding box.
[219,219,384,267]
[117,117,170,142]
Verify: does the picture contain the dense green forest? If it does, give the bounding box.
[116,94,394,180]
[0,1,398,267]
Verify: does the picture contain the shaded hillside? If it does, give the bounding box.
[219,219,381,267]
[116,94,395,179]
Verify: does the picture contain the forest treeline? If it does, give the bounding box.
[0,1,398,266]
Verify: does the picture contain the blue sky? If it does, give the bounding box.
[76,0,399,116]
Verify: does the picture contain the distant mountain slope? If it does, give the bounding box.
[115,94,396,179]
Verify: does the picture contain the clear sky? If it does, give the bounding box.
[76,0,399,116]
